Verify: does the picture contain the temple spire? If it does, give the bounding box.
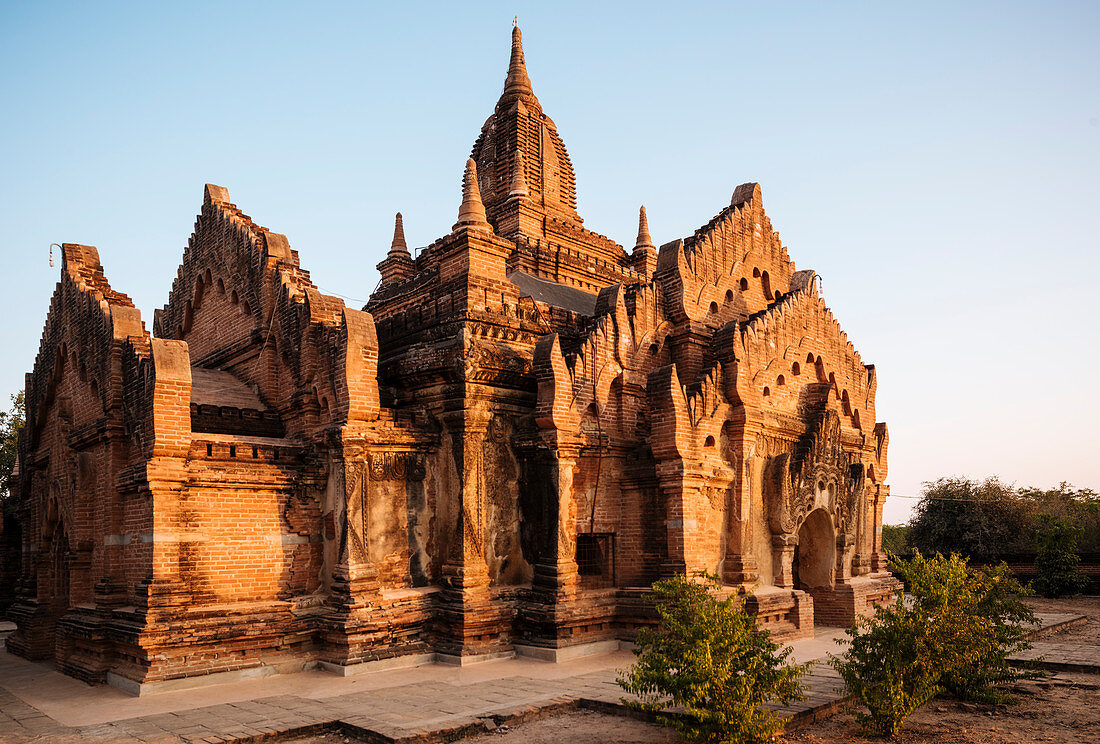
[503,25,533,97]
[388,212,409,256]
[453,158,490,232]
[508,147,529,199]
[635,205,655,250]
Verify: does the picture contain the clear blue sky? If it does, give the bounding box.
[2,1,1097,523]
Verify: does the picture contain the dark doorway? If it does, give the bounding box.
[794,508,835,590]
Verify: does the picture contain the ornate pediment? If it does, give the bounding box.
[765,409,859,536]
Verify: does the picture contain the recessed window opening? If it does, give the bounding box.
[792,362,801,376]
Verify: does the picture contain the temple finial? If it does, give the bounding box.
[503,24,533,96]
[389,212,409,255]
[508,147,529,199]
[635,206,655,251]
[453,158,490,232]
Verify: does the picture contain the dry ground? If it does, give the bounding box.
[299,597,1100,744]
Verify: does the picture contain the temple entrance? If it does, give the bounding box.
[794,508,835,590]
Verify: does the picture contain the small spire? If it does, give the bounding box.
[453,158,490,232]
[508,147,529,198]
[388,212,409,255]
[503,25,533,96]
[635,206,655,251]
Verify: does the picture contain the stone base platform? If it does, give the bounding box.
[0,611,1084,743]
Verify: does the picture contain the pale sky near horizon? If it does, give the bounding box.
[2,1,1097,524]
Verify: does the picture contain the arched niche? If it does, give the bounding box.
[794,508,835,590]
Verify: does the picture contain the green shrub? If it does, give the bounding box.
[832,552,1038,735]
[898,552,1036,702]
[0,392,24,517]
[618,573,808,743]
[1034,516,1091,597]
[831,588,941,736]
[880,525,910,556]
[908,477,1033,561]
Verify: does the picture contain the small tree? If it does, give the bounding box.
[831,586,942,736]
[833,552,1038,735]
[1034,516,1091,597]
[0,392,24,517]
[908,477,1032,561]
[880,525,910,556]
[1020,484,1100,553]
[899,553,1036,702]
[618,573,808,744]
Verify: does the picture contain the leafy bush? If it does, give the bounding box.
[880,524,910,556]
[1020,484,1100,554]
[907,477,1100,562]
[831,584,942,736]
[908,477,1032,561]
[618,573,808,743]
[1034,516,1091,597]
[899,552,1036,702]
[0,392,24,517]
[832,552,1038,735]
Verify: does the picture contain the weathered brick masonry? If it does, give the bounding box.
[6,26,899,690]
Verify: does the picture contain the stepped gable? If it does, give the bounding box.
[24,244,149,448]
[156,184,344,346]
[657,184,797,326]
[156,184,380,437]
[715,275,877,434]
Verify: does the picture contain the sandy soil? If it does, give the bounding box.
[1028,595,1100,643]
[780,673,1100,743]
[468,709,675,743]
[297,597,1100,743]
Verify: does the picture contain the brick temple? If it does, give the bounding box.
[6,26,898,692]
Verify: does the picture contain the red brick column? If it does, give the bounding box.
[329,452,382,608]
[772,533,797,588]
[439,410,491,594]
[871,484,890,573]
[531,439,580,598]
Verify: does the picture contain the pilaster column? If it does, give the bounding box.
[531,439,580,598]
[329,454,381,608]
[440,410,491,594]
[772,533,797,588]
[723,439,758,586]
[870,484,890,573]
[835,532,855,584]
[657,466,711,577]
